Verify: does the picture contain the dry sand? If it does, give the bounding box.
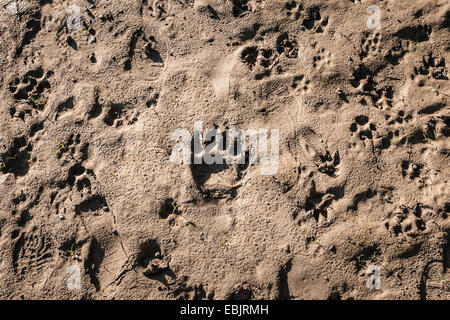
[0,0,449,300]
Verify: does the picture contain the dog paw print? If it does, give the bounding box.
[386,40,410,66]
[291,74,312,95]
[412,53,448,81]
[66,162,93,193]
[313,48,332,71]
[434,116,449,139]
[293,181,338,225]
[360,31,382,59]
[374,86,394,109]
[101,99,139,128]
[276,32,298,58]
[136,239,174,284]
[241,46,278,80]
[104,102,126,127]
[401,160,424,180]
[1,136,31,177]
[384,206,426,238]
[241,46,259,70]
[124,29,164,78]
[350,115,377,140]
[56,133,88,163]
[147,0,167,20]
[304,191,336,223]
[301,6,328,33]
[351,67,393,108]
[318,150,340,177]
[410,117,449,146]
[420,118,441,143]
[56,134,94,194]
[9,68,52,109]
[10,186,44,227]
[285,0,303,20]
[386,110,413,126]
[229,0,262,17]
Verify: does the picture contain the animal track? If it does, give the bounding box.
[412,53,448,81]
[292,180,344,225]
[360,31,381,59]
[189,128,249,199]
[384,206,426,238]
[240,32,297,80]
[433,116,449,138]
[386,39,409,66]
[170,277,210,300]
[394,25,432,43]
[0,136,32,177]
[291,75,311,95]
[15,11,41,57]
[75,194,109,215]
[56,133,92,194]
[241,45,278,80]
[318,151,340,177]
[135,239,174,285]
[103,101,139,127]
[298,185,337,223]
[11,186,45,227]
[386,110,413,126]
[312,48,332,71]
[301,6,328,33]
[230,0,259,18]
[124,29,164,78]
[350,65,393,108]
[350,115,377,140]
[55,97,74,121]
[9,68,52,109]
[146,0,167,20]
[401,160,424,180]
[276,32,298,58]
[285,1,303,20]
[404,117,447,146]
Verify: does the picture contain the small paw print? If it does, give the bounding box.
[313,48,332,70]
[285,1,303,20]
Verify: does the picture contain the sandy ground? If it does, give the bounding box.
[0,0,449,300]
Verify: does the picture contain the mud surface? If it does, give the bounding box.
[0,0,449,300]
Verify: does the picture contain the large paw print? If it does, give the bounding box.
[350,115,377,140]
[360,31,382,59]
[148,0,166,20]
[318,150,340,177]
[285,0,303,20]
[241,46,278,80]
[384,206,426,238]
[276,32,298,58]
[9,68,52,108]
[301,6,329,33]
[412,53,448,81]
